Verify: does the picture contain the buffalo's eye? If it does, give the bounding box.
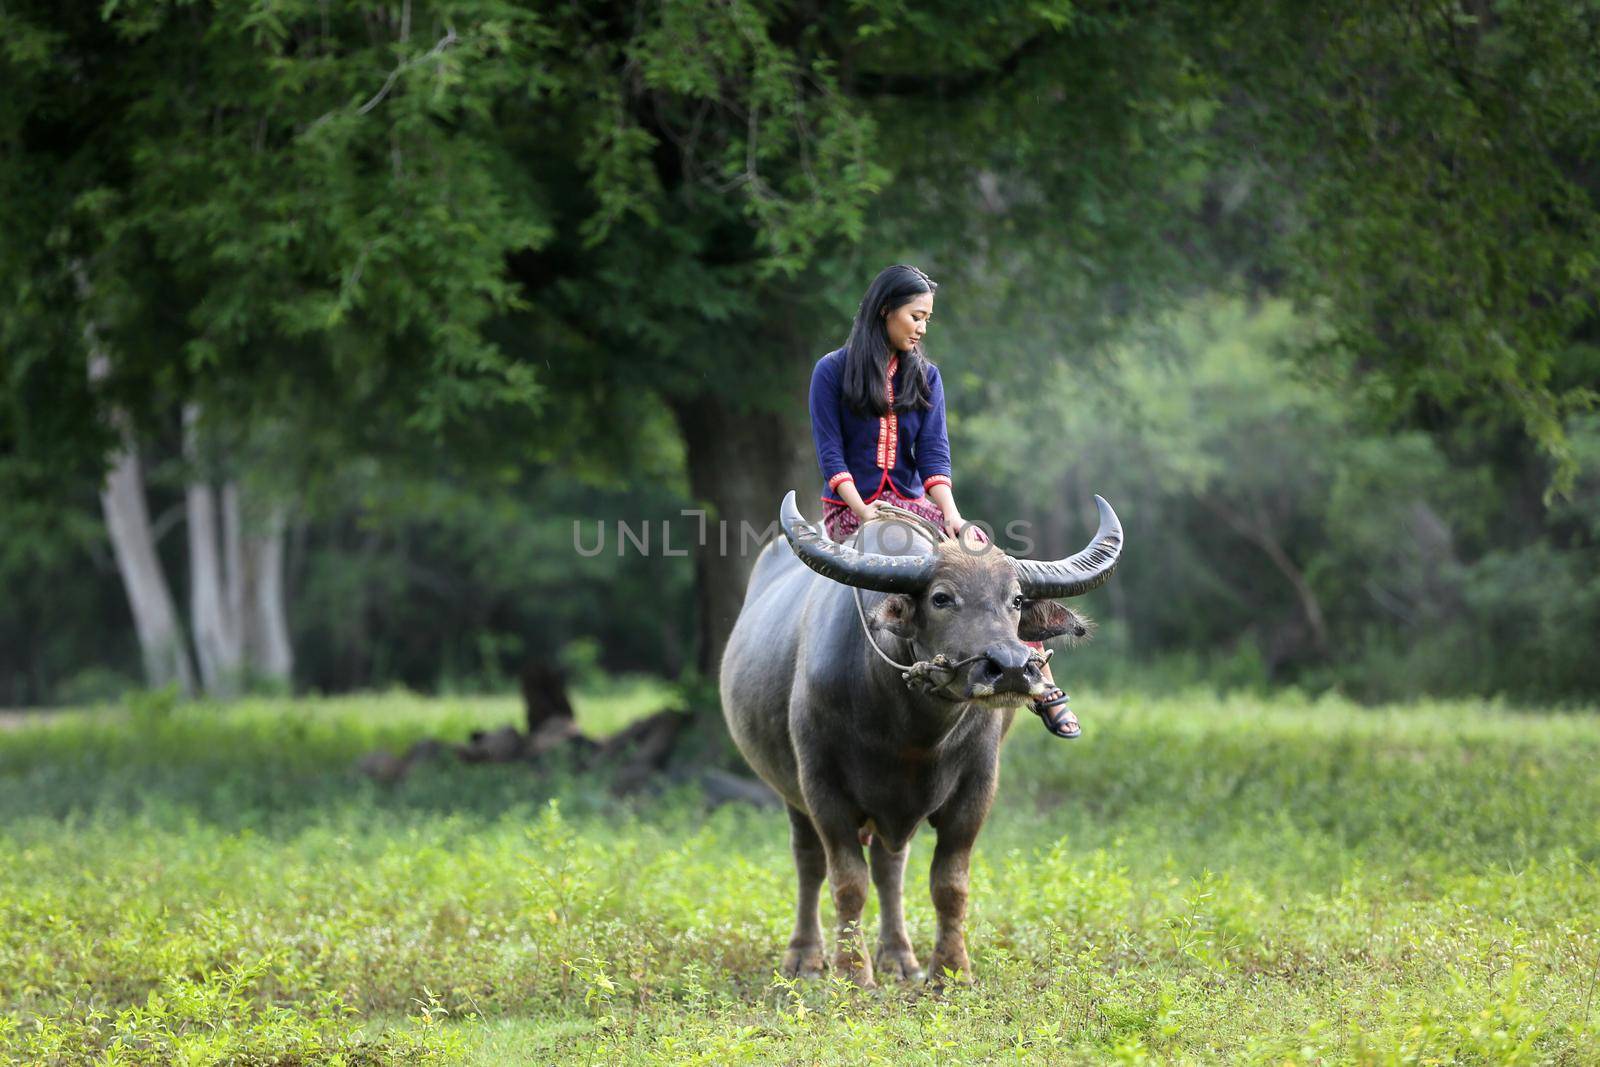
[931,591,954,609]
[1012,594,1024,609]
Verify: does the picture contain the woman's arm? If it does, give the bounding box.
[836,479,875,521]
[810,356,879,520]
[915,365,963,537]
[926,482,965,539]
[808,358,852,491]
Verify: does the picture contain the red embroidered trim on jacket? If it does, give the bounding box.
[820,469,916,506]
[827,471,855,491]
[875,355,899,470]
[922,474,952,492]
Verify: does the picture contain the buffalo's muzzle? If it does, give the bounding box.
[964,641,1044,698]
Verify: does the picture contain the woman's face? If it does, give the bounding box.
[882,291,934,354]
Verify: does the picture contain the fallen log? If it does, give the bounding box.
[356,701,716,795]
[701,768,781,809]
[459,724,526,763]
[601,709,690,795]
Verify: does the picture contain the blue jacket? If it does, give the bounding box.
[809,346,953,504]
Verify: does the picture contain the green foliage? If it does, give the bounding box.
[959,295,1600,698]
[2,0,913,456]
[1,691,1598,1062]
[609,0,890,273]
[1194,0,1600,486]
[1,1,557,462]
[3,956,460,1064]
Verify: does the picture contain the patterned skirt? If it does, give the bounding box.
[822,486,949,543]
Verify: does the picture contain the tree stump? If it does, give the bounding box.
[520,660,576,735]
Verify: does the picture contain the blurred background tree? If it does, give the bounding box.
[1,0,1595,707]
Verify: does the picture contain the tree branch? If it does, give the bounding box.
[356,25,458,116]
[1198,495,1330,656]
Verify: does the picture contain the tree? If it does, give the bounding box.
[2,0,555,693]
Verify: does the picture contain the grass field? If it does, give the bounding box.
[2,685,1598,1064]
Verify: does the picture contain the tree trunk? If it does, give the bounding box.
[668,391,817,679]
[86,346,197,696]
[241,499,294,686]
[185,405,244,696]
[222,481,245,648]
[79,265,288,699]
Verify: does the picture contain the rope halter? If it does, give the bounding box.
[847,503,1053,698]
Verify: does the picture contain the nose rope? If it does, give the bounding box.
[846,504,1052,697]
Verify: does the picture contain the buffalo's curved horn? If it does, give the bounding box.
[779,490,937,594]
[1013,495,1124,598]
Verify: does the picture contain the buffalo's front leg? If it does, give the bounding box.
[782,806,826,978]
[809,807,876,987]
[926,838,973,985]
[927,777,995,985]
[869,836,923,980]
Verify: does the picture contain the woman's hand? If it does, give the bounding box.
[836,481,875,525]
[925,482,965,540]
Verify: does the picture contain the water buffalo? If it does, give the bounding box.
[719,492,1123,986]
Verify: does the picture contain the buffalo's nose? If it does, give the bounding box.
[972,641,1041,692]
[970,657,1003,688]
[982,641,1032,672]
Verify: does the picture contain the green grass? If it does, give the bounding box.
[2,688,1598,1063]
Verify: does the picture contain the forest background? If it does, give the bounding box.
[4,0,1598,712]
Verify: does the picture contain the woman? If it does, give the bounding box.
[808,263,1081,739]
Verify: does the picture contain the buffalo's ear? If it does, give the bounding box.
[869,593,918,639]
[1019,599,1093,644]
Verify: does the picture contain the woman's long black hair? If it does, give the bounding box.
[840,264,937,416]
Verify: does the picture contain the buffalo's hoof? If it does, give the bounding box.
[833,953,877,989]
[924,951,972,989]
[780,945,826,979]
[874,943,925,982]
